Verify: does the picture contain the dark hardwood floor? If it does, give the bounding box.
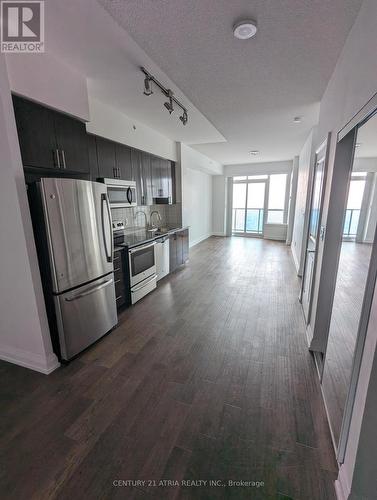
[0,237,337,499]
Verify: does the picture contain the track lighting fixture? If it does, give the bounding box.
[180,110,188,125]
[140,67,188,126]
[164,90,174,114]
[143,76,153,96]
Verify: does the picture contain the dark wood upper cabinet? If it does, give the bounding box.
[12,96,177,203]
[141,152,153,206]
[115,143,132,180]
[96,137,117,179]
[54,112,89,173]
[87,134,98,181]
[131,149,142,204]
[12,95,57,169]
[12,95,89,174]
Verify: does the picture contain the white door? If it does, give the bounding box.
[301,140,329,322]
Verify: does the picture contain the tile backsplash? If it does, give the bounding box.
[111,203,182,233]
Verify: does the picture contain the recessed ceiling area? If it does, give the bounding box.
[98,0,362,165]
[41,0,225,147]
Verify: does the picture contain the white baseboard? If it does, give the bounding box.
[335,466,351,500]
[212,232,226,237]
[189,233,212,248]
[0,344,60,374]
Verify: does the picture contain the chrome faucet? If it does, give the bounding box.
[134,210,148,228]
[150,210,162,228]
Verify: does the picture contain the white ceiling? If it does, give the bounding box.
[98,0,362,165]
[43,0,225,146]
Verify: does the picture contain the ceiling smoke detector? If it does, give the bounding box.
[233,20,257,40]
[293,116,302,123]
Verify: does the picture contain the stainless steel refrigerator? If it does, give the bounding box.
[38,178,117,360]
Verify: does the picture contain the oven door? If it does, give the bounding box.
[107,184,137,208]
[129,242,156,287]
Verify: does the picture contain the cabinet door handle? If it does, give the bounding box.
[61,150,67,169]
[55,149,61,169]
[113,167,117,178]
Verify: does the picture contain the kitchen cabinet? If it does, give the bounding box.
[150,156,174,204]
[13,95,56,169]
[116,143,132,180]
[96,137,117,179]
[87,134,99,180]
[131,149,142,204]
[53,112,89,172]
[113,247,130,310]
[141,152,153,205]
[133,150,153,206]
[12,95,89,173]
[181,228,189,263]
[169,228,189,272]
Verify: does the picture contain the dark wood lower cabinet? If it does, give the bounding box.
[113,248,130,310]
[169,229,189,273]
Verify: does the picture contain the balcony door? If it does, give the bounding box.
[232,177,267,236]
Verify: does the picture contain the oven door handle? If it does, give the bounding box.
[131,275,156,292]
[127,187,132,205]
[129,242,156,254]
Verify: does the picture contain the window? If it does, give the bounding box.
[343,178,366,237]
[267,174,287,223]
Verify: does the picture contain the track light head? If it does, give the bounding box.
[180,110,188,125]
[164,92,174,114]
[143,77,153,96]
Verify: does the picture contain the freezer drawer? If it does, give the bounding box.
[54,274,117,360]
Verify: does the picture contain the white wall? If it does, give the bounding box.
[291,130,315,275]
[0,55,59,374]
[87,97,178,161]
[179,144,216,247]
[6,53,89,121]
[212,176,227,236]
[305,1,377,498]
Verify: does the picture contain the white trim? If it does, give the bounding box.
[212,232,226,237]
[291,245,300,273]
[306,323,314,347]
[0,345,60,374]
[189,233,212,248]
[335,465,351,500]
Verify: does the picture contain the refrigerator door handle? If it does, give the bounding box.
[64,278,114,301]
[101,193,113,263]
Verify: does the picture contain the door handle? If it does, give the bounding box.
[127,187,132,204]
[101,193,113,263]
[61,150,67,169]
[64,279,113,301]
[55,149,61,168]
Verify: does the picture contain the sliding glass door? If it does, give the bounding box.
[232,177,266,236]
[232,174,289,237]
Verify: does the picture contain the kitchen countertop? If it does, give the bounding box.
[114,226,188,251]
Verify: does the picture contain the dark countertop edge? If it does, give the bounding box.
[114,226,189,252]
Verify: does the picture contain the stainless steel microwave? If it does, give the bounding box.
[99,178,137,208]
